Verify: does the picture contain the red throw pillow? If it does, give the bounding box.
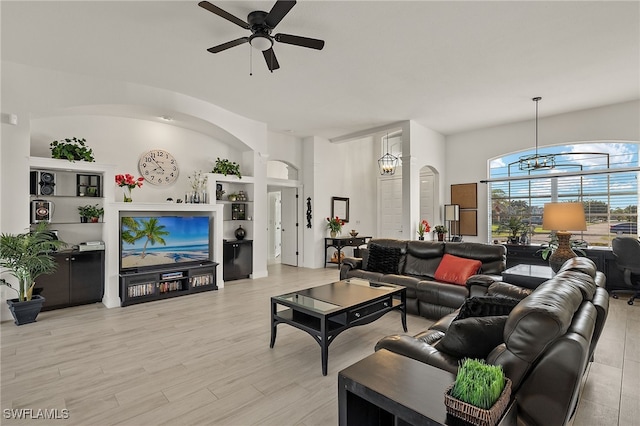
[434,254,482,286]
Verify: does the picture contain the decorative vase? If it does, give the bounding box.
[418,236,425,241]
[438,233,445,241]
[235,225,246,240]
[122,186,132,202]
[330,231,338,238]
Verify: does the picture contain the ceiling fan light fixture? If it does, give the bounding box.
[249,34,273,51]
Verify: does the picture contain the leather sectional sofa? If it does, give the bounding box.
[375,257,609,426]
[340,238,507,319]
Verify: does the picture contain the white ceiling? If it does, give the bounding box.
[2,1,639,140]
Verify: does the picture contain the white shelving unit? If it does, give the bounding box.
[207,174,255,241]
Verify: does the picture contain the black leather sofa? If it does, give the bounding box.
[339,239,507,319]
[375,257,609,426]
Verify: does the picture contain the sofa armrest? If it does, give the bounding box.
[339,257,362,280]
[375,334,459,374]
[486,281,533,300]
[466,274,497,296]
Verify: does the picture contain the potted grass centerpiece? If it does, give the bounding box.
[445,359,512,426]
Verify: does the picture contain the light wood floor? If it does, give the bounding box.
[1,264,638,425]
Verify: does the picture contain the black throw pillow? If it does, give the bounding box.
[437,315,508,359]
[454,296,520,321]
[365,243,402,275]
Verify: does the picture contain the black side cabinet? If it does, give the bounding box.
[35,250,104,311]
[223,240,253,281]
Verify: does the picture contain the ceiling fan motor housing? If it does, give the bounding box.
[248,11,274,50]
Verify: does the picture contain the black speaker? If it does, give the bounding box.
[31,171,56,196]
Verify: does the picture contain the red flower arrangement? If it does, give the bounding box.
[115,173,144,202]
[417,219,431,237]
[326,216,345,234]
[115,173,144,189]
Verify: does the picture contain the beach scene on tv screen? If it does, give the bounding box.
[121,216,209,268]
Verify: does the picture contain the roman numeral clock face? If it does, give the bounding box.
[138,149,179,186]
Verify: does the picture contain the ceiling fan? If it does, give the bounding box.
[198,0,325,72]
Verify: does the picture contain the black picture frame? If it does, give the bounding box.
[331,197,349,223]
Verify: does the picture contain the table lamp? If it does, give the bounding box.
[542,202,587,272]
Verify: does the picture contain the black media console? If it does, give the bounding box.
[119,262,218,306]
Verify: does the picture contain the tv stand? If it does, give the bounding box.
[119,262,218,307]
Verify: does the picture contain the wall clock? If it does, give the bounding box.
[138,149,179,186]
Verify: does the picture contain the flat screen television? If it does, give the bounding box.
[120,215,211,272]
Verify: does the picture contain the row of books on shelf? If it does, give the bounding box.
[127,274,214,298]
[128,283,155,298]
[159,280,184,293]
[191,274,214,287]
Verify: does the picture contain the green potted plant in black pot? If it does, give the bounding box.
[77,204,104,223]
[50,137,95,162]
[0,223,66,325]
[445,358,512,426]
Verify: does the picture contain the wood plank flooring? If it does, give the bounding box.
[1,264,637,425]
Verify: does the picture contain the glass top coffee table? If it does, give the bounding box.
[270,278,407,375]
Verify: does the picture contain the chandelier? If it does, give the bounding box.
[518,97,556,171]
[378,133,399,175]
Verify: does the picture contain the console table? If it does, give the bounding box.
[325,236,371,267]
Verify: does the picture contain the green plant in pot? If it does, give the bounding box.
[211,157,241,178]
[0,223,66,325]
[445,358,511,426]
[50,137,95,162]
[78,204,104,223]
[500,216,526,244]
[434,225,448,241]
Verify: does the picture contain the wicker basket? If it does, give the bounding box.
[444,378,512,426]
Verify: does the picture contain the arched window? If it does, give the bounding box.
[488,142,638,247]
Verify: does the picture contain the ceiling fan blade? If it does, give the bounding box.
[262,48,280,72]
[198,1,249,30]
[274,33,324,50]
[207,37,249,53]
[265,0,296,28]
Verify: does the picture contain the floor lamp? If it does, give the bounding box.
[444,204,460,242]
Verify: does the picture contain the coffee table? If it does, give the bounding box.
[501,264,554,289]
[270,278,407,375]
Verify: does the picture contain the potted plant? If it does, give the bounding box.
[445,358,512,426]
[326,216,344,238]
[434,225,448,241]
[78,204,104,223]
[417,219,431,240]
[500,217,525,244]
[0,223,66,325]
[212,157,242,179]
[50,137,95,162]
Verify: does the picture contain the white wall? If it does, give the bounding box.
[445,100,640,242]
[31,115,238,203]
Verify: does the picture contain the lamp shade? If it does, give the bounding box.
[542,202,587,231]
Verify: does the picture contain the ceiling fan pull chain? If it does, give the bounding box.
[249,43,253,76]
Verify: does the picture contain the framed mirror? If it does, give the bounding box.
[331,197,349,223]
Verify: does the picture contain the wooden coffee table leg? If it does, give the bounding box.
[269,299,277,348]
[401,291,408,332]
[321,318,329,376]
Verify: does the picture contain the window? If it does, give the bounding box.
[488,142,639,247]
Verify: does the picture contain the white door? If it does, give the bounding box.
[267,191,281,264]
[280,187,298,266]
[420,168,437,227]
[379,176,403,238]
